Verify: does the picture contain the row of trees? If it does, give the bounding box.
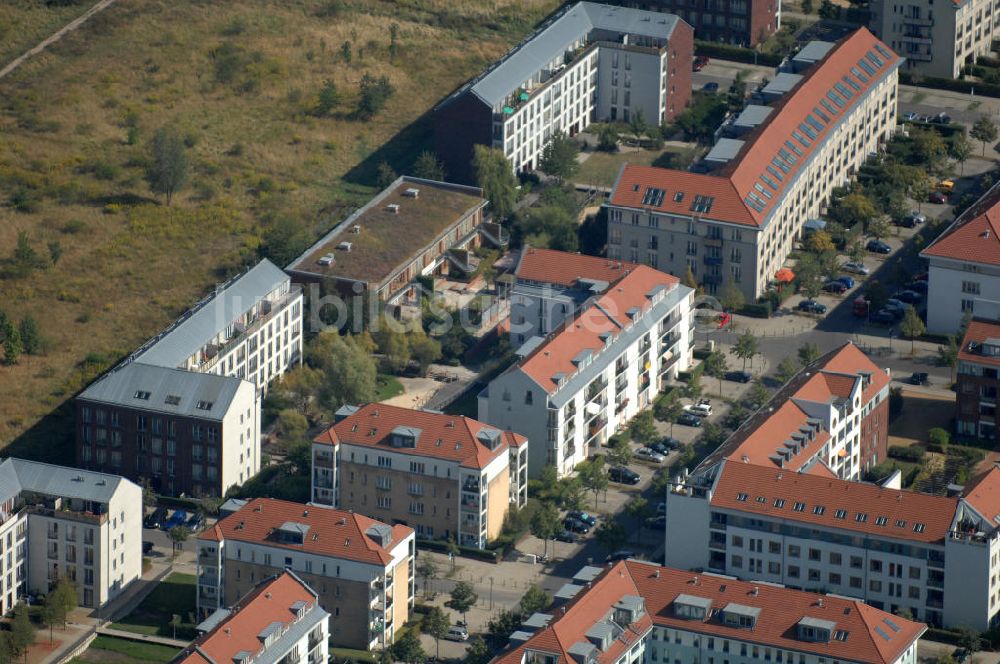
[0,310,41,365]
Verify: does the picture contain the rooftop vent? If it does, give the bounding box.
[317,253,335,266]
[337,241,353,252]
[387,203,401,214]
[404,188,420,198]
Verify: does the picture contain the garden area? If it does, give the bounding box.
[109,573,197,640]
[70,635,178,664]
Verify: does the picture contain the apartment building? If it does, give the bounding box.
[0,458,142,614]
[480,265,693,478]
[666,459,1000,629]
[509,246,638,347]
[869,0,998,78]
[76,364,258,497]
[955,319,1000,445]
[698,342,891,481]
[920,182,1000,334]
[197,498,414,651]
[489,560,924,664]
[310,404,528,549]
[606,29,901,301]
[619,0,779,46]
[435,2,692,181]
[287,176,500,308]
[175,571,328,664]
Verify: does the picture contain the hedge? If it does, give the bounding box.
[888,445,925,463]
[923,627,962,645]
[417,539,500,563]
[158,495,203,512]
[900,71,1000,99]
[693,348,712,360]
[739,302,772,318]
[694,40,783,67]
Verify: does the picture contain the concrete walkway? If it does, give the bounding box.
[96,625,188,649]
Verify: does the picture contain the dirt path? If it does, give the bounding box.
[0,0,119,82]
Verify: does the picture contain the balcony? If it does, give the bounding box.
[30,506,106,526]
[313,475,333,490]
[462,479,481,493]
[704,238,723,248]
[703,274,722,286]
[199,287,301,373]
[314,454,334,468]
[703,256,723,266]
[586,379,608,401]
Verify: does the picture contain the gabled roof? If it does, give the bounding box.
[175,571,327,664]
[491,561,925,664]
[958,318,1000,369]
[962,465,1000,525]
[513,265,681,394]
[710,461,958,544]
[78,362,246,421]
[609,29,901,229]
[313,403,524,469]
[922,180,1000,266]
[135,259,289,369]
[515,246,637,287]
[198,498,411,566]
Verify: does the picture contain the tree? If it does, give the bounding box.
[910,175,933,213]
[746,381,770,410]
[683,265,698,290]
[806,230,836,255]
[900,305,925,354]
[10,603,34,661]
[517,205,578,252]
[731,329,759,371]
[627,411,657,447]
[867,215,892,241]
[146,127,188,205]
[972,115,998,156]
[276,409,308,443]
[375,161,397,189]
[801,0,814,13]
[422,605,450,660]
[685,368,703,401]
[448,581,478,624]
[606,436,634,469]
[831,193,877,228]
[373,325,410,373]
[357,73,395,119]
[48,240,62,265]
[848,240,866,265]
[169,526,190,556]
[703,351,728,396]
[654,391,683,436]
[408,331,442,376]
[465,636,493,664]
[714,283,745,318]
[625,496,650,544]
[956,625,982,654]
[519,585,552,615]
[776,356,799,383]
[797,343,820,367]
[910,128,948,173]
[596,124,619,152]
[4,325,22,365]
[579,456,609,508]
[938,335,959,381]
[595,520,627,553]
[308,332,377,411]
[867,280,889,314]
[416,555,439,598]
[538,131,580,182]
[413,151,446,182]
[473,145,518,220]
[487,608,523,646]
[795,254,824,300]
[530,502,560,557]
[314,80,339,116]
[340,40,352,62]
[951,135,973,176]
[392,628,426,664]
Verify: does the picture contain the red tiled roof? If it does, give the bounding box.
[516,246,637,287]
[922,182,1000,266]
[711,461,958,543]
[176,572,320,664]
[491,561,925,664]
[963,465,1000,524]
[515,265,680,393]
[958,319,1000,369]
[198,498,412,566]
[610,29,901,228]
[724,400,832,471]
[314,403,523,469]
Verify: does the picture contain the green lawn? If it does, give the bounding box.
[70,635,178,664]
[110,572,196,637]
[375,374,405,401]
[576,147,698,188]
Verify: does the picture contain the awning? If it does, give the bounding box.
[586,402,602,416]
[775,268,795,283]
[837,448,848,458]
[503,106,514,114]
[519,92,530,101]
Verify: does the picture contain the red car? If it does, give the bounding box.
[693,55,709,71]
[929,191,947,204]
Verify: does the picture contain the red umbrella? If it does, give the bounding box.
[775,268,795,283]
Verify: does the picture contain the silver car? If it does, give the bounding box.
[636,447,666,464]
[841,261,870,275]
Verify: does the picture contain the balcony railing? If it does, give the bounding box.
[314,454,334,468]
[30,506,106,525]
[199,287,301,372]
[586,380,608,401]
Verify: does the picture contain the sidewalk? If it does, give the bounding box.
[96,625,188,648]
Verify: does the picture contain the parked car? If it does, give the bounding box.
[896,215,920,228]
[142,541,155,555]
[649,438,681,454]
[841,261,870,275]
[144,507,166,530]
[867,239,891,254]
[656,501,667,515]
[931,112,952,124]
[902,111,919,121]
[644,516,667,530]
[936,179,955,192]
[953,649,968,663]
[567,510,597,527]
[683,402,713,417]
[870,309,897,325]
[163,509,188,531]
[908,280,928,293]
[693,55,710,71]
[797,299,828,314]
[835,276,855,289]
[822,281,847,294]
[606,550,636,563]
[677,413,703,427]
[724,370,752,383]
[554,530,578,543]
[894,290,922,304]
[186,512,205,531]
[908,372,929,385]
[445,626,469,642]
[636,447,666,463]
[563,517,591,534]
[929,191,948,204]
[703,81,720,92]
[609,466,641,485]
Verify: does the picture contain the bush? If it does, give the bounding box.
[899,71,1000,99]
[417,539,500,563]
[888,445,926,463]
[694,40,783,66]
[739,302,772,318]
[928,427,951,448]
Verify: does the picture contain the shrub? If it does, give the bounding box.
[888,445,925,463]
[739,302,772,318]
[928,427,951,448]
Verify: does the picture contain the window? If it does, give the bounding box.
[962,281,980,295]
[793,502,805,512]
[525,390,533,405]
[133,391,151,401]
[196,400,214,411]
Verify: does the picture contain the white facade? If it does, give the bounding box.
[0,459,142,613]
[925,256,1000,334]
[480,279,693,478]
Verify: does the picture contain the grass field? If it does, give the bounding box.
[0,1,101,67]
[0,0,560,460]
[70,635,179,664]
[375,374,405,401]
[576,146,700,188]
[109,572,196,637]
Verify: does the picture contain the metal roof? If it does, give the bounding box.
[733,105,773,128]
[134,259,288,368]
[705,139,746,164]
[466,2,680,107]
[0,458,129,505]
[762,72,804,96]
[78,362,246,421]
[794,41,836,66]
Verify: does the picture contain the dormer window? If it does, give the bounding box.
[722,603,760,629]
[797,617,835,643]
[390,426,420,448]
[673,594,712,620]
